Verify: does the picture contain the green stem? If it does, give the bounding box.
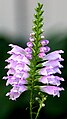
[35,104,42,119]
[30,90,33,119]
[35,95,47,119]
[29,3,44,119]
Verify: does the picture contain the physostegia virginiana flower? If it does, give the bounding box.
[3,2,64,119]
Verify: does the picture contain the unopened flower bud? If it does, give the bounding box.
[26,54,32,59]
[41,35,44,39]
[30,32,35,36]
[41,40,49,46]
[27,42,33,48]
[25,47,32,54]
[35,97,39,100]
[29,37,34,42]
[42,103,45,107]
[38,52,45,58]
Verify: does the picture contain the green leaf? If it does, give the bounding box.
[39,10,44,16]
[34,14,38,19]
[39,17,43,22]
[38,23,43,29]
[38,3,43,9]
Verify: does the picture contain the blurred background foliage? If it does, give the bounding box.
[0,30,67,119]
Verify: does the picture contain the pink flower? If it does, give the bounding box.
[38,52,46,58]
[3,44,30,100]
[27,42,33,48]
[39,75,64,86]
[6,85,27,100]
[3,36,64,99]
[40,46,50,53]
[38,40,64,97]
[40,40,49,46]
[40,86,64,97]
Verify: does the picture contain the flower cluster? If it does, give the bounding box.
[3,2,64,101]
[3,36,64,100]
[3,44,31,100]
[38,39,64,97]
[35,36,64,97]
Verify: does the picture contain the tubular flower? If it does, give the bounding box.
[3,38,64,100]
[39,41,64,97]
[3,44,31,100]
[3,3,64,101]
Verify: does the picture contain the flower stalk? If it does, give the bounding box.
[29,3,45,118]
[30,90,33,119]
[3,2,64,119]
[35,94,47,119]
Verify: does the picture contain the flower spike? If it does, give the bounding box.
[3,2,64,119]
[3,2,64,100]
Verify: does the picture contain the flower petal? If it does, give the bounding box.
[40,86,64,97]
[43,50,64,61]
[39,75,64,86]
